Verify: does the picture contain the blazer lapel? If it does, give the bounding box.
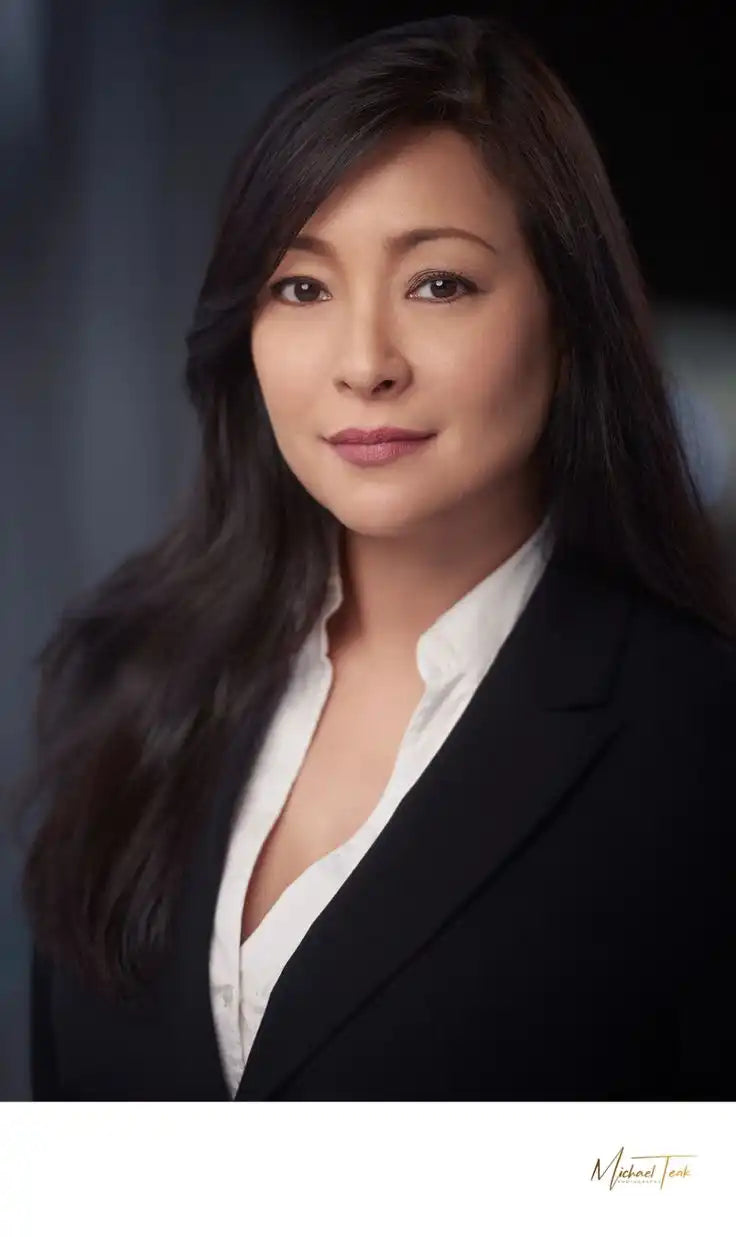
[223,548,637,1100]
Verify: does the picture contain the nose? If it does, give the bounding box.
[333,305,411,400]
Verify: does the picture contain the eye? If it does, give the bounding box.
[408,271,478,302]
[269,277,327,305]
[268,269,478,306]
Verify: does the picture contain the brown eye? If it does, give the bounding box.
[270,278,326,304]
[409,272,477,302]
[269,270,478,306]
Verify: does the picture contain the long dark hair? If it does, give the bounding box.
[7,14,735,1000]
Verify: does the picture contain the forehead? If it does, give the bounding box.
[295,127,519,250]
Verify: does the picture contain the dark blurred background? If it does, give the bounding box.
[1,0,734,1098]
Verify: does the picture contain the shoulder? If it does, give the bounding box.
[611,587,736,803]
[622,588,736,708]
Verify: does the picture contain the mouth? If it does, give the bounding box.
[326,427,434,445]
[327,433,437,467]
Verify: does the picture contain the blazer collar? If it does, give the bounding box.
[173,543,637,1100]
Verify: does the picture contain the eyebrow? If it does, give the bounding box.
[285,226,499,259]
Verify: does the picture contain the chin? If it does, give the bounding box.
[334,508,436,539]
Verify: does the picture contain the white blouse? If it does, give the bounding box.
[209,515,555,1097]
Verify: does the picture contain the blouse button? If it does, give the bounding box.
[220,985,234,1008]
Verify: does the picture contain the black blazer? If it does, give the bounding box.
[30,547,736,1100]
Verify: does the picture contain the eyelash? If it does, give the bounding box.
[268,269,479,306]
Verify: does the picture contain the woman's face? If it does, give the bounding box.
[250,126,559,539]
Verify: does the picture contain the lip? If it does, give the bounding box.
[328,435,436,466]
[326,426,434,445]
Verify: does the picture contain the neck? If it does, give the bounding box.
[327,492,547,665]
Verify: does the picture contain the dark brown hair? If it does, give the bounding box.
[7,14,735,999]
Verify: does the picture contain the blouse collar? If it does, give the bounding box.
[311,513,555,688]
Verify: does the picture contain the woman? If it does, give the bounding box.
[14,14,736,1100]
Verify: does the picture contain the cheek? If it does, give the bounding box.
[440,297,556,434]
[251,286,556,454]
[250,325,331,489]
[252,329,317,420]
